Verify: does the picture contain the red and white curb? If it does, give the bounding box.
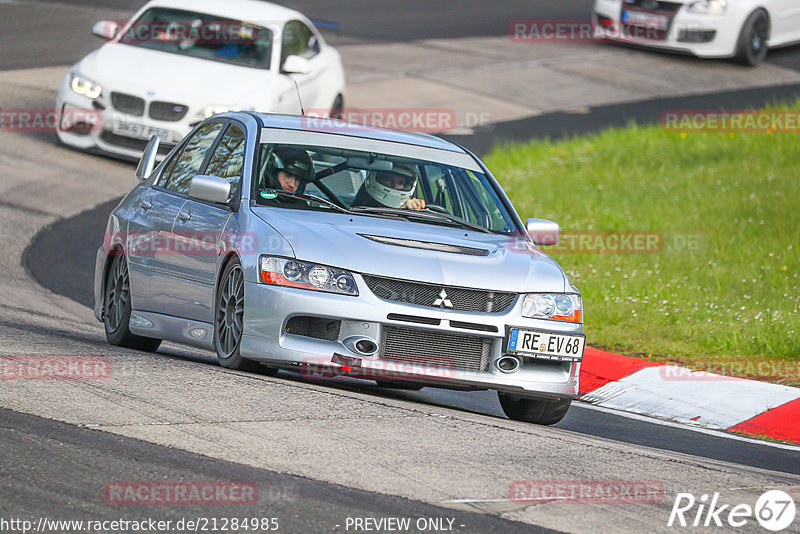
[577,348,800,445]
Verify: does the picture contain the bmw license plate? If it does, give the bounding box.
[112,119,174,142]
[507,328,584,361]
[621,10,668,30]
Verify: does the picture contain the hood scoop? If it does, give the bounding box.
[358,234,489,256]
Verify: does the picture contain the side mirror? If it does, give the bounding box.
[92,20,120,40]
[189,175,231,204]
[526,218,560,246]
[282,55,311,74]
[135,135,160,181]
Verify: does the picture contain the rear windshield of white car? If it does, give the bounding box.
[118,8,273,69]
[254,143,520,235]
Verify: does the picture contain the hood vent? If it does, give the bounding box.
[358,234,489,257]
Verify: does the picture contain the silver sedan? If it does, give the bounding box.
[94,112,585,425]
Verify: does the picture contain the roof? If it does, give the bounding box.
[141,0,305,26]
[253,113,467,153]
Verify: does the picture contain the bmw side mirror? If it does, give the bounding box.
[526,218,560,246]
[282,55,311,75]
[92,20,120,40]
[189,175,231,204]
[135,135,160,181]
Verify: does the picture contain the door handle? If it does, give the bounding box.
[139,200,152,210]
[177,211,191,222]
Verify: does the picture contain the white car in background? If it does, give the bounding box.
[56,0,345,159]
[593,0,800,65]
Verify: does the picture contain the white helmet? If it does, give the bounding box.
[364,164,418,208]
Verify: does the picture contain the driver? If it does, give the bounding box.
[264,146,314,193]
[353,164,426,210]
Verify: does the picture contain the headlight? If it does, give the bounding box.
[70,73,102,99]
[686,0,727,15]
[522,293,582,322]
[260,256,358,296]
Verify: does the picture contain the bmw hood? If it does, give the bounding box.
[252,208,568,293]
[74,43,272,108]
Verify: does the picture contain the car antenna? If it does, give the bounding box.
[293,79,305,116]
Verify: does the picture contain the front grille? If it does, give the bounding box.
[111,92,145,116]
[380,326,491,372]
[621,0,681,42]
[363,275,516,313]
[623,0,682,13]
[99,131,174,155]
[285,316,341,341]
[150,101,189,122]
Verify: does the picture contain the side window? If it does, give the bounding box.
[162,122,224,194]
[281,21,319,64]
[205,124,246,200]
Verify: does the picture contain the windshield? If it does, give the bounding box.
[118,8,273,69]
[254,143,519,234]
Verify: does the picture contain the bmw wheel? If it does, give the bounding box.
[735,10,769,67]
[104,253,161,351]
[215,257,277,374]
[497,392,571,425]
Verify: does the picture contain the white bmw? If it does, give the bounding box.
[593,0,800,66]
[55,0,346,159]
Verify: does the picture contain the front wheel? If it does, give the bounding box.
[214,258,277,375]
[103,253,161,351]
[498,392,571,425]
[735,10,769,66]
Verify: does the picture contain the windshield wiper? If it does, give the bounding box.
[349,206,492,234]
[264,189,351,213]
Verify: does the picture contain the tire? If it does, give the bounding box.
[497,392,571,425]
[330,94,344,119]
[735,10,769,67]
[103,253,161,351]
[214,257,277,375]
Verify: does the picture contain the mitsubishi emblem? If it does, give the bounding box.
[433,289,453,308]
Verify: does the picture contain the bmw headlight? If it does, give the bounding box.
[686,0,727,15]
[522,293,582,322]
[70,73,102,99]
[260,256,358,296]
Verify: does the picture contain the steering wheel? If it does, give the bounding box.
[426,204,449,214]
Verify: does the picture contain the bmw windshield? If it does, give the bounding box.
[254,143,520,235]
[118,8,273,69]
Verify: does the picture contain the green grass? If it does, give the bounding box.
[484,110,800,382]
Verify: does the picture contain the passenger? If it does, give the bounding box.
[353,164,426,210]
[265,146,314,193]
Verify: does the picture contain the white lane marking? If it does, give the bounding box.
[573,402,800,452]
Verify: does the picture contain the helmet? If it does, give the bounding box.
[266,146,314,190]
[364,164,418,208]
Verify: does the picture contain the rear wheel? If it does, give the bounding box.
[330,94,344,119]
[215,257,277,375]
[103,253,161,351]
[497,392,571,425]
[735,10,769,66]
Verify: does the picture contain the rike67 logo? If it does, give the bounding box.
[668,490,796,531]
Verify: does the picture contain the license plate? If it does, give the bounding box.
[112,119,174,142]
[507,328,585,361]
[621,10,668,30]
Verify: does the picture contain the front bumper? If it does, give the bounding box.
[593,0,743,58]
[239,280,582,401]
